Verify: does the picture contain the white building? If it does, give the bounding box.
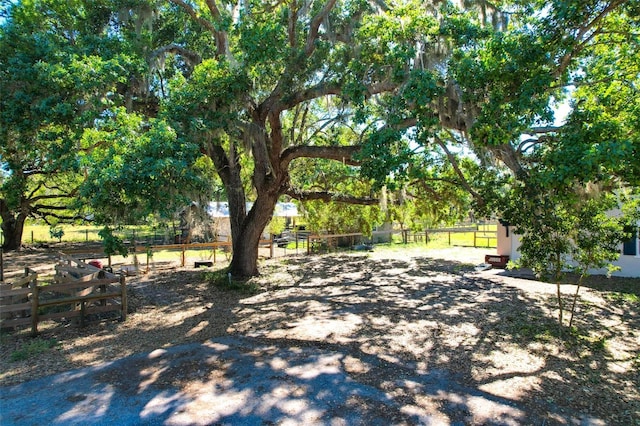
[207,202,300,239]
[496,220,640,278]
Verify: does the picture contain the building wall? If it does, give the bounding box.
[496,222,640,278]
[496,223,512,257]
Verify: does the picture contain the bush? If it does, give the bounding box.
[48,227,64,242]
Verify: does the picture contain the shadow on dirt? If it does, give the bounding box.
[1,252,638,425]
[1,334,531,425]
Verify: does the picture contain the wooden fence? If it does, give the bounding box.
[0,254,126,335]
[19,229,496,277]
[61,239,277,270]
[306,229,497,253]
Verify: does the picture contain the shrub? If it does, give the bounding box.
[49,227,64,242]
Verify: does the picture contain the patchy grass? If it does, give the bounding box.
[202,268,260,294]
[10,338,60,362]
[605,292,639,303]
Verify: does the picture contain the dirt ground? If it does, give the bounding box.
[1,245,639,425]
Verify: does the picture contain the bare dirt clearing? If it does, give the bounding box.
[1,246,639,425]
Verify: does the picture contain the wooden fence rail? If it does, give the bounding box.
[306,229,498,253]
[21,229,497,277]
[59,239,278,269]
[0,256,126,336]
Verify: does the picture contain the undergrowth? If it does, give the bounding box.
[202,269,260,295]
[10,338,60,362]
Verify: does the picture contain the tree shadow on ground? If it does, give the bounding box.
[230,254,639,424]
[0,268,243,385]
[1,253,638,425]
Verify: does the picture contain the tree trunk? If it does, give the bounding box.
[0,201,26,251]
[228,194,279,278]
[556,281,564,331]
[206,140,282,278]
[568,274,585,329]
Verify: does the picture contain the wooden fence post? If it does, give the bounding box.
[80,301,86,327]
[99,282,106,306]
[270,234,275,258]
[474,231,477,247]
[120,274,127,321]
[181,245,186,267]
[30,275,39,336]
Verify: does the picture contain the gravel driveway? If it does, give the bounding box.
[1,334,566,425]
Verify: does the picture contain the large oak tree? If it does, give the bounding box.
[2,0,638,280]
[0,0,150,249]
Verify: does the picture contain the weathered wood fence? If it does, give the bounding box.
[306,229,497,253]
[62,239,278,270]
[0,254,126,335]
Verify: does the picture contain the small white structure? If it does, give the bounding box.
[496,220,640,278]
[207,202,300,239]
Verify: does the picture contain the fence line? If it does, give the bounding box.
[2,229,497,285]
[304,229,497,254]
[425,229,497,248]
[0,256,126,335]
[56,229,497,268]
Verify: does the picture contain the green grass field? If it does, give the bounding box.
[16,223,171,245]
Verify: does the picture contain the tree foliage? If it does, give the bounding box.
[460,0,640,328]
[0,0,215,249]
[0,0,139,249]
[1,0,638,288]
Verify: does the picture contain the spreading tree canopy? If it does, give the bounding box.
[1,0,638,280]
[0,0,141,249]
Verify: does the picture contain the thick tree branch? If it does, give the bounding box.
[435,133,484,205]
[278,82,342,112]
[271,69,399,122]
[554,0,626,78]
[31,204,73,212]
[30,192,77,203]
[517,138,546,154]
[169,0,218,34]
[527,125,562,134]
[26,180,45,200]
[280,145,361,169]
[35,211,86,224]
[169,0,231,61]
[204,0,231,59]
[305,0,338,56]
[150,44,202,67]
[285,189,378,205]
[203,140,232,185]
[287,1,298,48]
[408,180,444,202]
